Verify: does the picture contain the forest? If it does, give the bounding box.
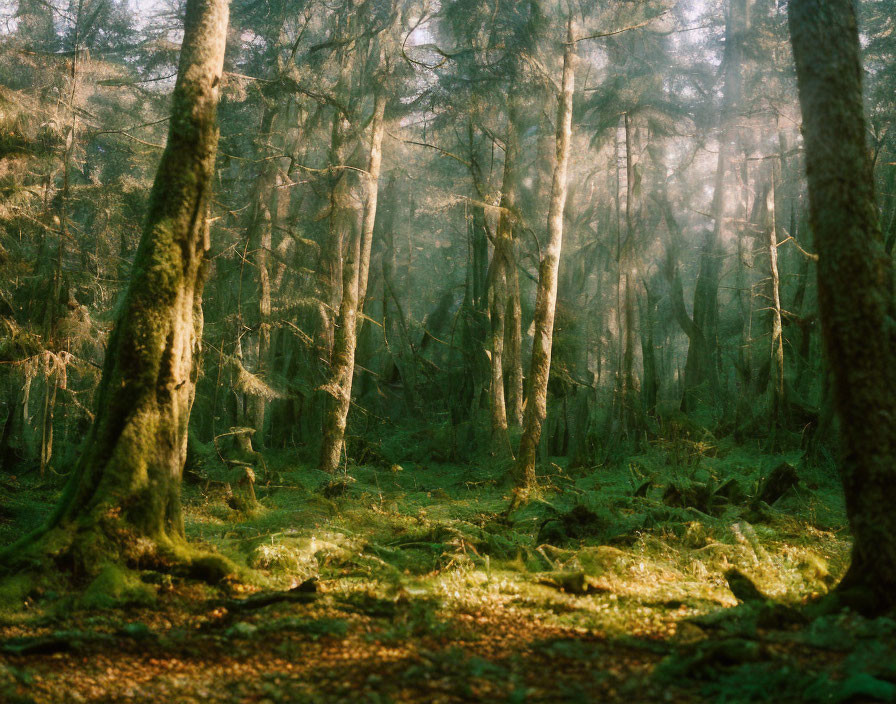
[0,0,894,701]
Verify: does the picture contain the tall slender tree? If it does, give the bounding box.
[515,15,575,490]
[320,87,388,473]
[679,0,749,414]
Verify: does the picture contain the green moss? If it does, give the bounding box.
[189,553,239,584]
[0,573,36,612]
[79,564,157,610]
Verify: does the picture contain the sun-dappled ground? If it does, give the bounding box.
[2,439,896,703]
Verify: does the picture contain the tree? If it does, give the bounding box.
[679,0,749,415]
[515,15,575,490]
[319,86,388,473]
[789,0,896,613]
[0,0,232,583]
[487,94,519,458]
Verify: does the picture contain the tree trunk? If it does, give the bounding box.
[789,210,815,400]
[1,0,231,581]
[656,193,711,400]
[471,200,489,312]
[766,175,785,439]
[789,0,896,613]
[489,94,524,453]
[247,107,279,448]
[515,17,575,490]
[619,113,639,435]
[733,155,754,432]
[315,46,355,367]
[640,282,658,418]
[505,247,523,427]
[488,243,510,453]
[319,91,386,473]
[501,91,524,429]
[681,0,748,414]
[621,273,638,433]
[358,92,387,309]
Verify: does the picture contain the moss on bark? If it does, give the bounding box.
[789,0,896,613]
[0,0,232,588]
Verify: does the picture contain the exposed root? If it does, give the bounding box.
[0,516,240,612]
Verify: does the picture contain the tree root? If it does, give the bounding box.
[204,579,319,627]
[0,624,157,657]
[0,519,241,613]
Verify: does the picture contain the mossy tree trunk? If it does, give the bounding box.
[319,90,386,474]
[789,0,896,612]
[504,242,524,427]
[515,17,575,490]
[488,257,511,452]
[1,0,230,579]
[247,105,279,448]
[503,92,524,429]
[488,94,523,458]
[315,29,357,370]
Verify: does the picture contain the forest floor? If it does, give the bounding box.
[1,437,895,703]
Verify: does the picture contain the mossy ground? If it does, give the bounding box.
[1,438,894,703]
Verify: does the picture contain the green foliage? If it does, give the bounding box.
[400,645,518,699]
[0,573,36,613]
[375,598,454,642]
[0,0,893,698]
[0,433,873,703]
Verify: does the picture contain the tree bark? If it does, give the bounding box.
[789,0,896,613]
[489,94,523,453]
[315,43,356,367]
[505,247,523,427]
[621,273,639,432]
[766,175,785,438]
[488,245,510,454]
[247,106,279,447]
[733,155,754,432]
[319,91,387,473]
[515,17,575,490]
[640,281,658,417]
[503,97,524,428]
[656,193,708,361]
[1,0,231,580]
[358,91,387,309]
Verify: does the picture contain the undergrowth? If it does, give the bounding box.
[1,430,880,703]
